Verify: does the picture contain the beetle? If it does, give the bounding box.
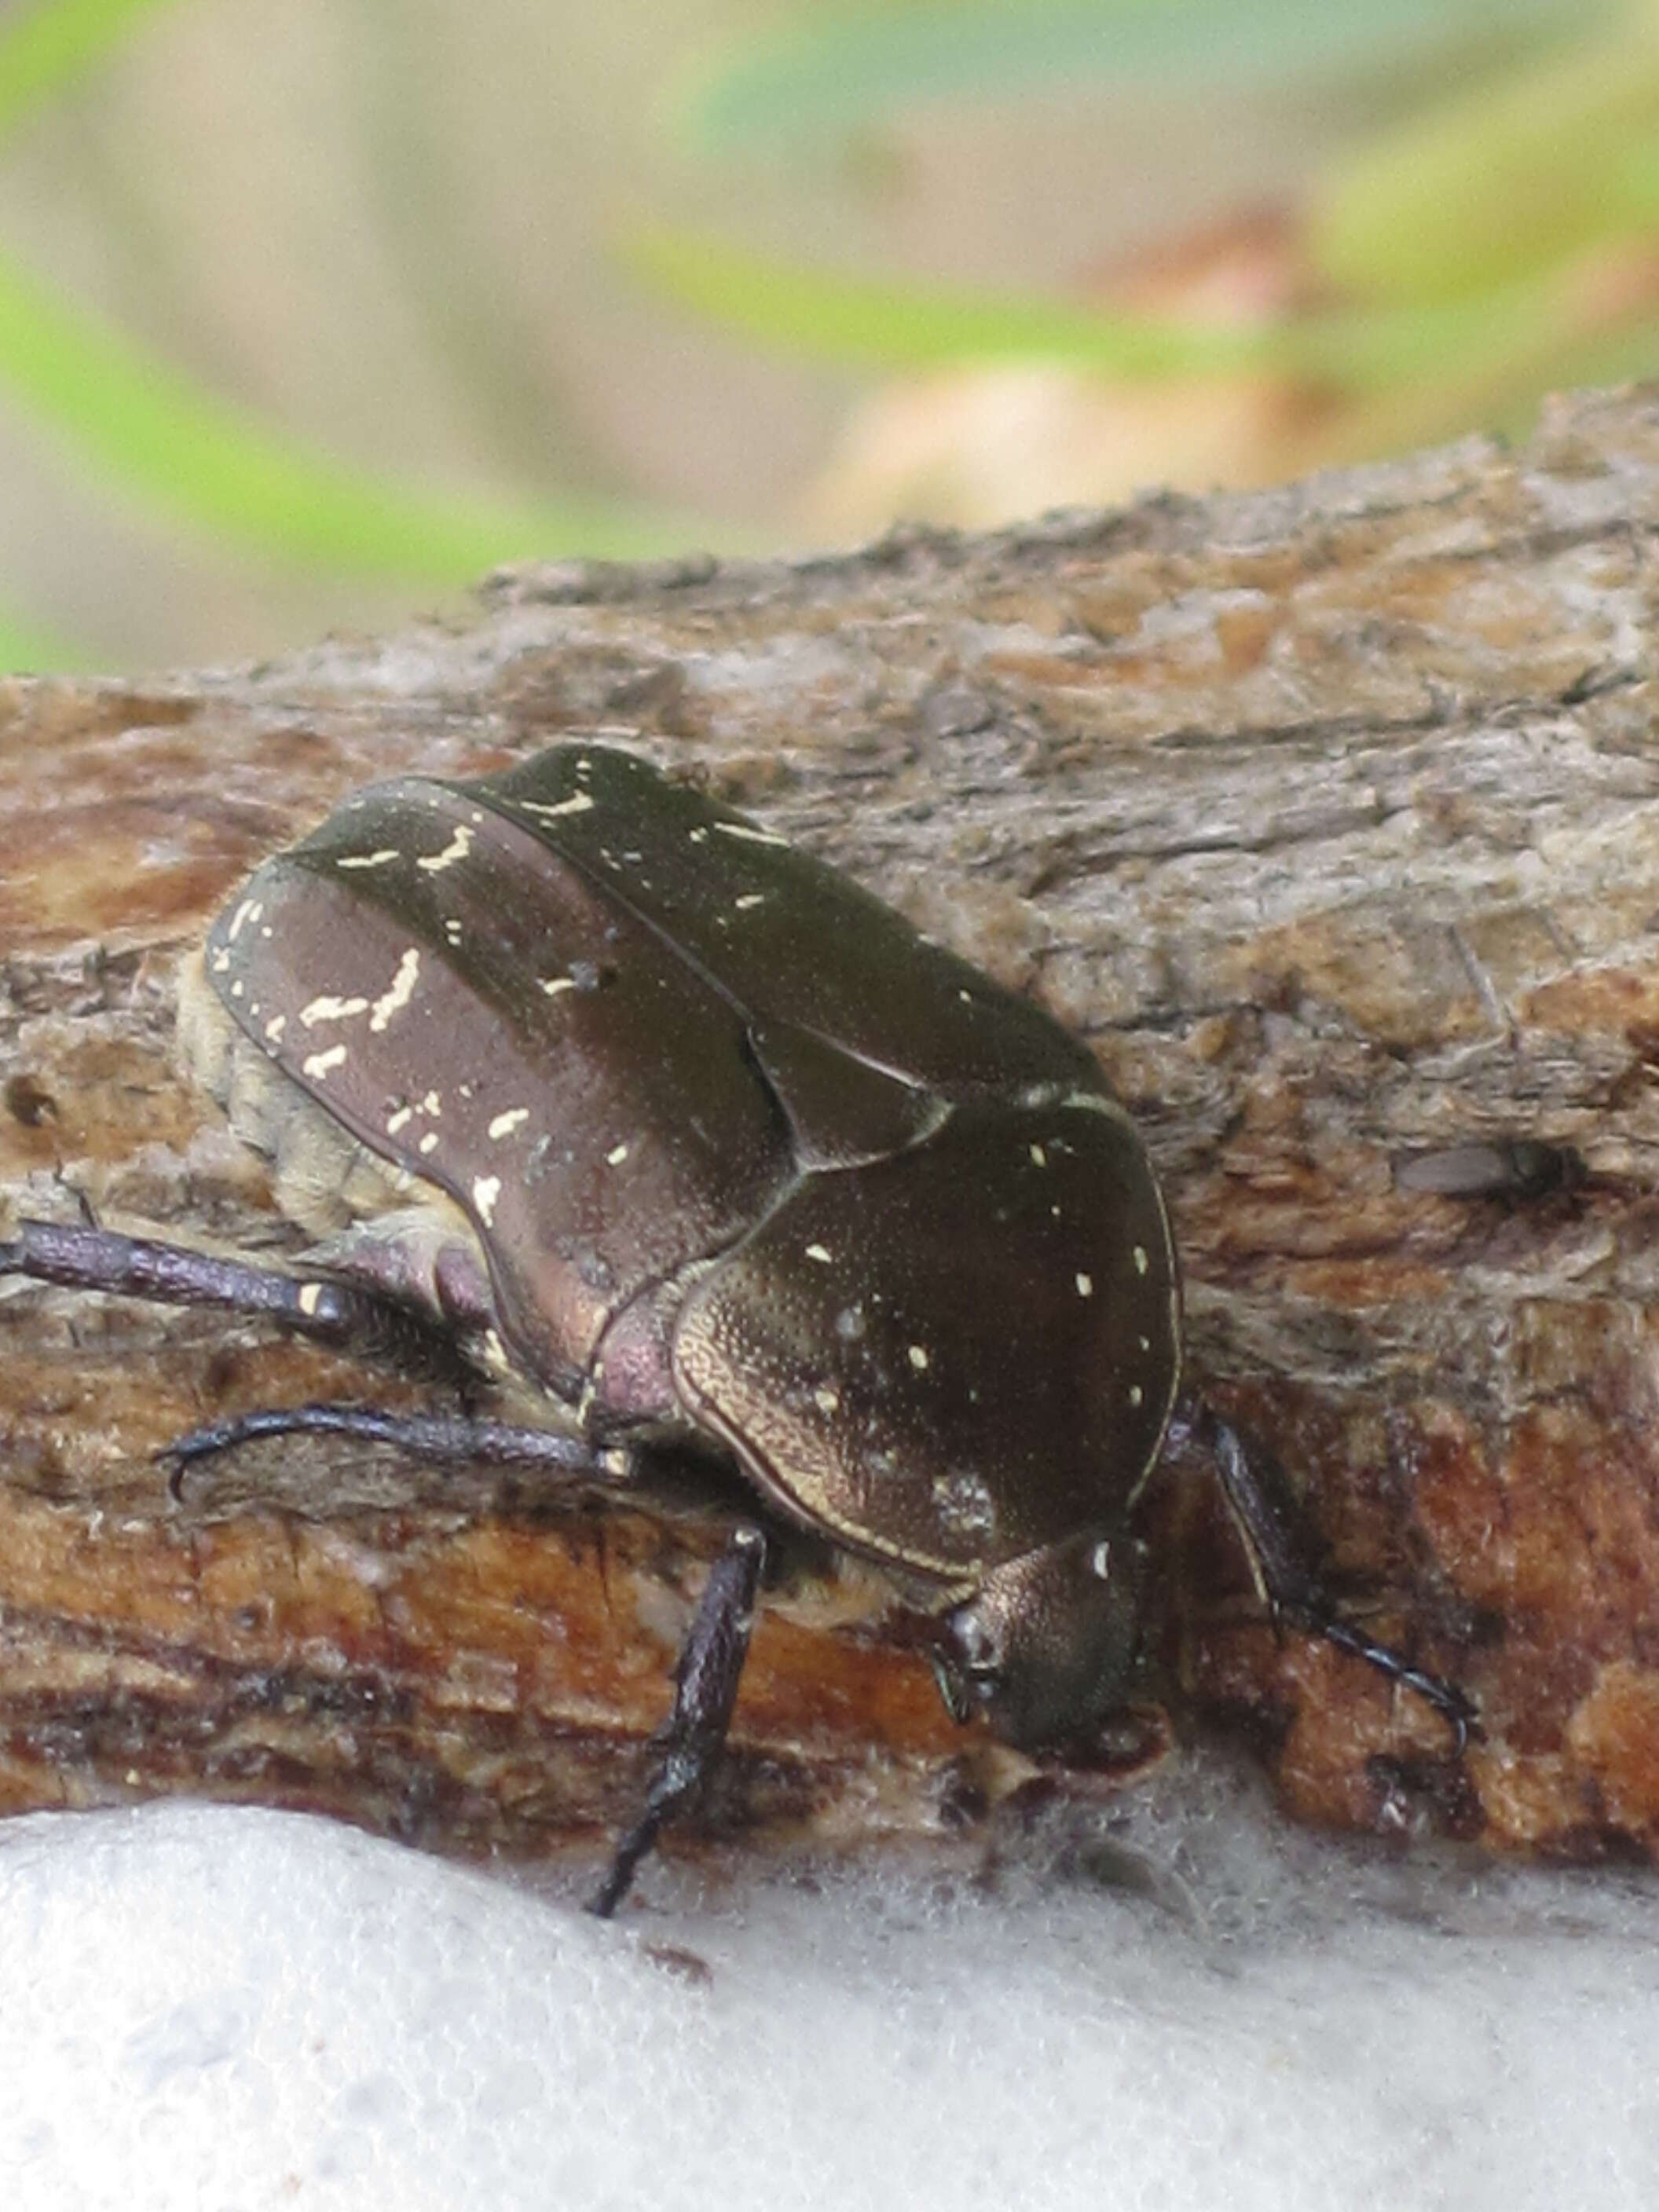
[2,742,1473,1911]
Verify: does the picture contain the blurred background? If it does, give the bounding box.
[0,0,1650,673]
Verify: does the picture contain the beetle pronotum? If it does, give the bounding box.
[2,743,1474,1910]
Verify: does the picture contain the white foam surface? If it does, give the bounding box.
[2,1763,1655,2212]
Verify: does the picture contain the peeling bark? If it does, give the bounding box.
[5,386,1659,1874]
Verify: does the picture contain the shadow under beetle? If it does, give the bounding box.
[1,744,1474,1911]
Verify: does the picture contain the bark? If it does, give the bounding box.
[5,383,1659,1877]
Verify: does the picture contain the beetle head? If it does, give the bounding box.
[938,1530,1142,1751]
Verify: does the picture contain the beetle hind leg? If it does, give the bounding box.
[0,1216,463,1368]
[1174,1398,1478,1749]
[590,1525,766,1919]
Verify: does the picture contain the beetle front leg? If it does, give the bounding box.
[590,1525,766,1919]
[1172,1397,1478,1749]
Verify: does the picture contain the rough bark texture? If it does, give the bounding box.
[5,384,1659,1879]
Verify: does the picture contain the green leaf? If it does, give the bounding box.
[0,245,721,580]
[0,605,86,672]
[624,223,1565,394]
[679,0,1595,150]
[626,224,1270,376]
[1313,15,1659,302]
[0,0,177,140]
[0,0,730,594]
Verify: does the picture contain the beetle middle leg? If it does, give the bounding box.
[159,1400,623,1495]
[161,1401,766,1916]
[1168,1397,1477,1747]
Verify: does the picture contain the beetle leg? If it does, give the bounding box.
[1,1217,429,1351]
[590,1525,766,1920]
[1174,1398,1478,1749]
[160,1401,620,1497]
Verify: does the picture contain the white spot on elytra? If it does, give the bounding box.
[421,1090,441,1115]
[688,826,709,844]
[1133,1245,1149,1276]
[419,1131,439,1155]
[297,1283,324,1318]
[519,791,595,819]
[298,994,368,1027]
[805,1243,833,1264]
[1029,1144,1047,1167]
[210,947,232,973]
[1076,1273,1093,1298]
[264,1015,286,1041]
[489,1107,529,1141]
[229,980,244,998]
[444,918,463,945]
[1137,1335,1151,1353]
[814,1386,840,1416]
[369,948,421,1032]
[227,899,259,942]
[472,1174,502,1225]
[908,1344,930,1372]
[386,1105,413,1135]
[1128,1385,1144,1408]
[734,893,765,910]
[713,819,787,847]
[606,1141,629,1166]
[302,1045,348,1079]
[336,848,401,870]
[1090,1540,1111,1580]
[418,824,474,873]
[540,975,577,995]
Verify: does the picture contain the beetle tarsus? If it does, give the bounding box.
[162,1400,613,1497]
[1276,1606,1480,1752]
[590,1525,766,1920]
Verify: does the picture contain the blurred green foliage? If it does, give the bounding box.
[1,0,1656,668]
[677,0,1588,148]
[650,0,1651,449]
[0,0,717,667]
